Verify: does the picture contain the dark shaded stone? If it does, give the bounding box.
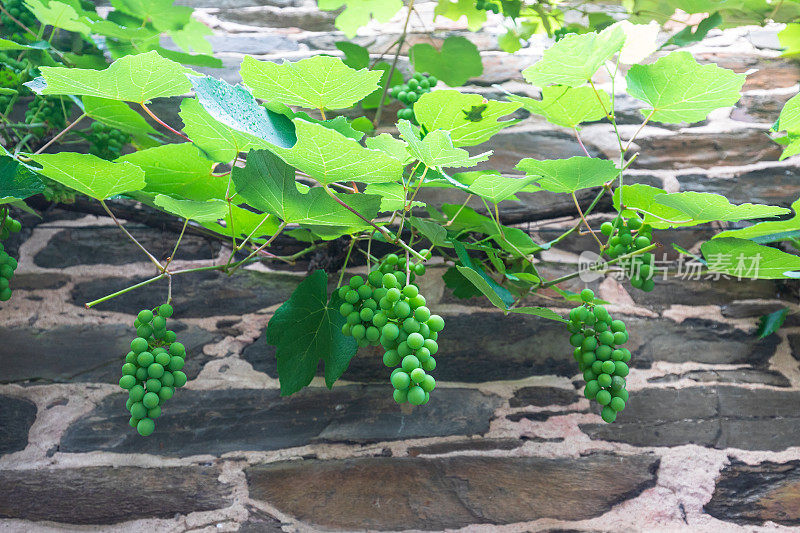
[9,273,70,290]
[722,301,791,318]
[703,53,800,91]
[506,410,586,422]
[732,92,794,123]
[648,369,791,387]
[0,323,214,384]
[407,438,524,456]
[0,395,36,455]
[705,460,800,526]
[476,129,598,174]
[0,465,232,524]
[790,334,800,361]
[626,276,782,310]
[510,386,581,408]
[71,270,302,317]
[239,505,285,533]
[581,386,800,450]
[245,454,659,530]
[60,387,502,457]
[34,225,220,268]
[676,165,800,208]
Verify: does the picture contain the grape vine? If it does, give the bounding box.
[0,208,20,302]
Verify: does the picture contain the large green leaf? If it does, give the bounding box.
[272,119,403,185]
[31,51,195,103]
[189,75,297,150]
[266,270,357,395]
[508,85,611,129]
[716,197,800,242]
[365,182,424,212]
[240,55,383,111]
[179,98,257,163]
[452,240,515,308]
[199,204,280,241]
[434,0,487,31]
[110,0,192,32]
[0,38,50,50]
[776,93,800,160]
[317,0,403,38]
[153,195,227,223]
[169,18,213,55]
[29,153,145,200]
[232,149,381,228]
[468,174,535,203]
[523,25,625,87]
[117,143,224,201]
[0,157,45,204]
[25,0,90,34]
[516,156,618,193]
[82,96,160,139]
[413,90,521,147]
[625,51,746,124]
[701,238,800,279]
[756,307,789,338]
[654,192,790,222]
[361,61,404,109]
[409,36,483,87]
[612,184,696,228]
[397,120,490,169]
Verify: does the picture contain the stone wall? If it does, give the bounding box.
[2,2,800,531]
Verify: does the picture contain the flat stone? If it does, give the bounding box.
[245,454,659,529]
[71,270,302,318]
[510,386,581,408]
[0,395,36,455]
[648,369,791,387]
[732,92,794,123]
[790,335,800,361]
[581,386,800,450]
[177,0,302,6]
[477,128,599,174]
[177,33,300,54]
[34,225,221,268]
[214,6,337,32]
[507,410,586,422]
[0,323,214,384]
[705,460,800,526]
[240,505,285,533]
[0,465,233,524]
[675,165,800,207]
[60,387,502,457]
[703,53,800,90]
[8,272,70,290]
[407,438,523,456]
[721,301,791,318]
[626,276,782,309]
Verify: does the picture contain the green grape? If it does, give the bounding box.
[422,357,436,371]
[414,306,431,322]
[393,388,408,403]
[614,361,629,377]
[613,388,629,402]
[130,402,147,420]
[407,332,424,350]
[131,337,149,353]
[155,352,170,366]
[169,342,185,357]
[420,374,436,392]
[368,270,383,287]
[349,275,364,288]
[351,324,366,339]
[147,406,161,419]
[357,284,372,300]
[161,372,174,387]
[394,300,411,319]
[119,375,136,389]
[147,363,165,379]
[611,375,626,391]
[600,360,615,374]
[137,351,154,367]
[136,324,153,338]
[415,347,431,361]
[402,284,419,298]
[391,370,411,390]
[402,317,420,334]
[423,338,438,354]
[427,314,445,332]
[383,350,402,367]
[601,405,617,423]
[359,307,374,322]
[138,309,154,323]
[596,390,612,405]
[173,371,187,387]
[407,386,426,405]
[158,387,173,401]
[145,378,161,393]
[584,380,600,399]
[597,373,612,388]
[596,345,612,361]
[136,418,155,437]
[345,290,359,304]
[121,363,137,375]
[366,326,380,342]
[580,289,594,302]
[401,355,420,372]
[410,367,426,383]
[135,367,148,381]
[129,385,145,403]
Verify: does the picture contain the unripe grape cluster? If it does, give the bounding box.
[0,209,21,302]
[1,0,38,30]
[25,95,70,138]
[475,0,501,13]
[0,67,19,113]
[600,215,655,292]
[568,288,631,423]
[338,252,444,406]
[118,304,188,436]
[87,121,130,160]
[389,72,438,123]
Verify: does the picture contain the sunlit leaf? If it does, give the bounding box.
[317,0,403,38]
[397,120,490,169]
[153,194,228,222]
[409,36,483,87]
[29,153,145,200]
[701,237,800,279]
[516,156,618,193]
[507,85,610,129]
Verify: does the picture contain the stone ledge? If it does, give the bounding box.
[0,395,37,456]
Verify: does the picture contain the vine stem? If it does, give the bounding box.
[572,191,603,247]
[100,200,164,271]
[540,243,658,289]
[573,127,591,157]
[163,218,189,271]
[33,113,87,155]
[227,221,289,275]
[337,237,356,287]
[373,0,415,128]
[547,186,609,247]
[85,273,167,308]
[141,103,191,142]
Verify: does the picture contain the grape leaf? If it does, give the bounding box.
[413,90,521,147]
[507,85,610,129]
[317,0,403,38]
[468,174,535,203]
[240,55,383,111]
[397,120,490,169]
[776,93,800,160]
[29,153,145,200]
[452,240,515,308]
[153,194,227,222]
[199,204,280,241]
[516,156,618,193]
[625,51,746,124]
[169,18,213,55]
[443,266,483,299]
[365,134,411,163]
[0,38,49,50]
[110,0,192,32]
[361,61,404,109]
[434,0,487,31]
[231,149,382,228]
[364,183,424,211]
[24,0,90,34]
[409,216,448,246]
[266,269,357,395]
[523,25,625,87]
[616,20,659,64]
[30,51,195,103]
[82,96,160,139]
[716,197,800,242]
[336,41,369,69]
[179,98,257,163]
[509,306,567,322]
[189,75,297,150]
[410,36,483,87]
[654,192,790,222]
[272,118,403,185]
[117,143,224,201]
[701,237,800,279]
[0,157,45,204]
[663,12,722,48]
[756,307,789,338]
[612,184,696,228]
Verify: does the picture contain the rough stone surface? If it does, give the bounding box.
[0,466,233,524]
[648,368,791,387]
[705,460,800,526]
[510,386,581,407]
[246,454,659,530]
[60,387,502,456]
[0,396,36,455]
[407,438,524,456]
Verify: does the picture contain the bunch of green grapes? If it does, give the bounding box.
[25,95,70,138]
[388,72,438,123]
[87,121,130,160]
[0,67,19,114]
[1,0,37,30]
[567,288,631,423]
[338,252,444,406]
[118,304,188,436]
[600,215,655,291]
[0,210,21,302]
[42,180,76,204]
[475,0,500,13]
